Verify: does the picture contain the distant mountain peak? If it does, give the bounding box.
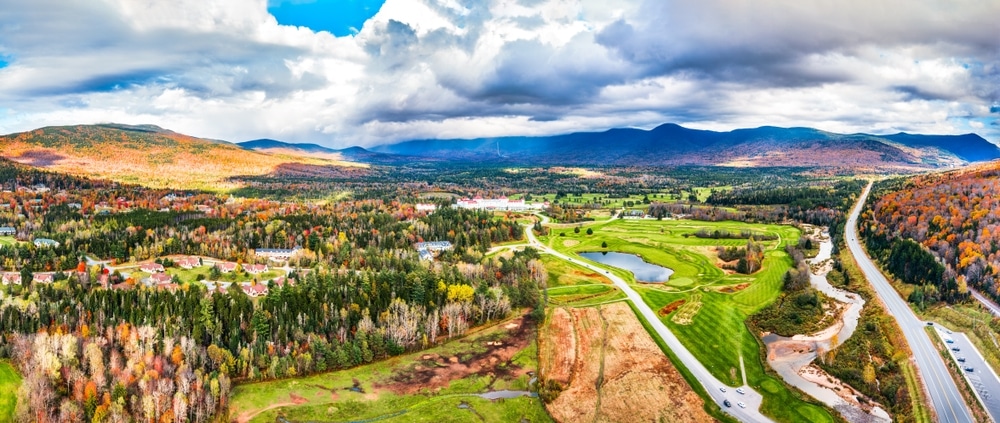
[371,122,997,170]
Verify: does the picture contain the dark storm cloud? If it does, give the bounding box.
[1,0,999,145]
[0,0,322,101]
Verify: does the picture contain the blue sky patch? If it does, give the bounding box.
[268,0,385,36]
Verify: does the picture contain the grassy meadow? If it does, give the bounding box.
[0,361,20,422]
[228,314,550,423]
[538,218,837,423]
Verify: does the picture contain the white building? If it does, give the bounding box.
[415,203,437,212]
[254,247,301,261]
[455,196,545,212]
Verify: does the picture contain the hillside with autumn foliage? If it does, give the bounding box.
[861,162,1000,304]
[0,124,368,190]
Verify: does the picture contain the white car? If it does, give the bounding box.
[737,402,746,408]
[719,387,727,393]
[736,388,745,395]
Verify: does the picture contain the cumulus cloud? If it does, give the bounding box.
[0,0,997,146]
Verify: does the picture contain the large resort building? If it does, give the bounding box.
[253,247,301,262]
[455,196,546,211]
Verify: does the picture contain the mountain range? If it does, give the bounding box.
[0,123,997,190]
[238,139,423,165]
[369,123,1000,169]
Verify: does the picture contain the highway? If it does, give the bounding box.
[845,182,975,423]
[971,288,1000,317]
[526,215,773,423]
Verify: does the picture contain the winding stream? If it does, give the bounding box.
[762,229,891,423]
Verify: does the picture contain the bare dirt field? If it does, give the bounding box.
[540,302,713,423]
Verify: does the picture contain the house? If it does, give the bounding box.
[241,283,269,297]
[416,241,453,261]
[215,262,237,273]
[243,264,268,274]
[67,203,82,210]
[418,249,434,261]
[0,226,14,236]
[254,247,301,261]
[415,203,437,212]
[33,238,60,248]
[1,273,20,285]
[33,273,54,284]
[268,276,293,288]
[176,257,200,269]
[140,262,165,273]
[148,273,172,285]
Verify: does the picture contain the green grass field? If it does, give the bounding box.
[546,284,625,307]
[229,316,551,423]
[127,265,285,286]
[539,255,611,287]
[0,361,20,422]
[0,237,16,249]
[509,187,730,209]
[538,218,836,423]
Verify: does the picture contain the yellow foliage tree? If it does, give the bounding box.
[447,284,475,303]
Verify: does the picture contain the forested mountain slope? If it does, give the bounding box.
[0,124,367,190]
[861,163,1000,303]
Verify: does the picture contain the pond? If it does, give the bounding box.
[578,251,674,283]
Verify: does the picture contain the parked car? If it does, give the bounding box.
[958,357,967,362]
[723,400,732,408]
[719,387,727,393]
[946,339,955,344]
[952,347,961,352]
[926,322,934,326]
[737,402,746,408]
[965,366,975,372]
[736,388,745,395]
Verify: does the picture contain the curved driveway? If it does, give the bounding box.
[845,182,974,423]
[527,216,772,423]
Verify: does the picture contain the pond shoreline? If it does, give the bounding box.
[578,251,674,283]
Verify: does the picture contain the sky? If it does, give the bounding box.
[0,0,997,147]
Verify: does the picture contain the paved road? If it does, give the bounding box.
[845,182,975,423]
[971,288,1000,317]
[933,325,1000,421]
[527,215,772,423]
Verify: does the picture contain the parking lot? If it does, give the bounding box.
[933,325,1000,420]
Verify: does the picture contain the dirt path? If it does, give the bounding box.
[234,399,297,423]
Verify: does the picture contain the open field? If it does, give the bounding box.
[546,284,625,307]
[123,265,284,285]
[510,187,730,209]
[0,361,20,422]
[229,314,550,423]
[540,255,611,287]
[539,218,837,423]
[538,303,713,422]
[0,236,14,249]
